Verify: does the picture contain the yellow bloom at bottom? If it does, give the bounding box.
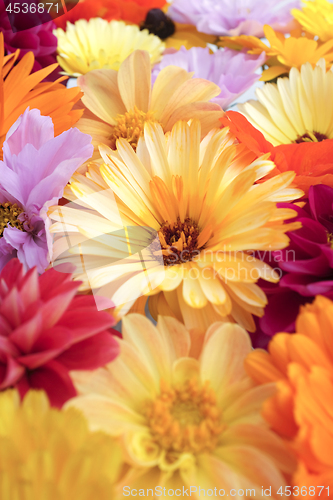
[67,314,296,498]
[0,390,122,500]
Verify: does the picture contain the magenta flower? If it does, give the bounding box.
[152,46,266,109]
[0,258,119,407]
[0,2,59,80]
[253,184,333,346]
[168,0,300,37]
[0,108,93,273]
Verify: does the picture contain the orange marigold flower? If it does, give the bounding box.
[245,295,333,499]
[0,33,83,159]
[53,0,166,30]
[220,110,333,196]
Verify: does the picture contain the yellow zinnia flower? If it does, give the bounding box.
[292,0,333,43]
[219,25,333,82]
[49,119,302,332]
[54,19,165,77]
[238,59,333,146]
[67,314,296,497]
[0,389,122,499]
[75,49,224,165]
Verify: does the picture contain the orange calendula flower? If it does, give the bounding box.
[0,33,83,159]
[67,314,296,497]
[219,25,333,81]
[245,295,333,498]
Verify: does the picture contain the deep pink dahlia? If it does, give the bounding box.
[0,258,119,407]
[0,2,59,80]
[252,184,333,346]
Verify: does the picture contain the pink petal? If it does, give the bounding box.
[57,331,120,370]
[58,307,116,343]
[0,355,25,389]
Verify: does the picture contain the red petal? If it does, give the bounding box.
[58,306,116,343]
[27,360,77,408]
[56,330,120,370]
[0,355,25,389]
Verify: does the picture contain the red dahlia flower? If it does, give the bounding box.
[0,259,119,407]
[220,111,333,196]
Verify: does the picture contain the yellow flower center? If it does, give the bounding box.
[158,217,201,266]
[295,130,328,143]
[111,106,158,151]
[145,378,224,456]
[0,203,24,237]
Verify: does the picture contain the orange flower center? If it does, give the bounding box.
[295,130,328,143]
[145,378,224,456]
[111,106,158,151]
[0,203,24,237]
[158,217,201,266]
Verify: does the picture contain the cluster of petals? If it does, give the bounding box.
[0,107,93,272]
[50,118,302,332]
[246,295,333,496]
[292,0,333,43]
[0,33,83,158]
[151,45,266,109]
[253,184,333,341]
[67,314,295,496]
[0,258,119,407]
[168,0,300,37]
[0,389,122,498]
[219,24,333,82]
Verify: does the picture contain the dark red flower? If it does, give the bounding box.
[0,259,119,407]
[252,184,333,346]
[0,2,59,81]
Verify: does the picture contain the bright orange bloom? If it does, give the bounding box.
[0,34,83,158]
[219,25,333,81]
[220,111,333,196]
[54,0,166,30]
[245,295,333,499]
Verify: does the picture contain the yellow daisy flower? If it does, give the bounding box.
[67,314,296,498]
[238,59,333,146]
[54,19,165,77]
[75,49,224,165]
[0,389,122,500]
[219,25,333,82]
[292,0,333,43]
[49,119,302,332]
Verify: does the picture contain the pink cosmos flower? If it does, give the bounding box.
[0,258,119,407]
[0,107,93,273]
[168,0,300,37]
[152,46,266,109]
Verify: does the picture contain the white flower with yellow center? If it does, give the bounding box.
[67,315,296,498]
[238,59,333,146]
[49,119,302,332]
[54,19,165,77]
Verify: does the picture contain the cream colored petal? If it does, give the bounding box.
[200,323,252,393]
[65,394,146,435]
[151,65,193,119]
[165,102,224,136]
[78,69,125,124]
[117,50,151,112]
[156,315,191,360]
[223,384,276,424]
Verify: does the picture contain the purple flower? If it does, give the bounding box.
[0,2,59,80]
[152,46,266,109]
[0,108,93,273]
[168,0,300,37]
[252,184,333,346]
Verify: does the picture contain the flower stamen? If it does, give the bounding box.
[111,106,159,151]
[0,203,24,237]
[158,217,202,266]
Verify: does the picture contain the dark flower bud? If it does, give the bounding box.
[140,8,175,40]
